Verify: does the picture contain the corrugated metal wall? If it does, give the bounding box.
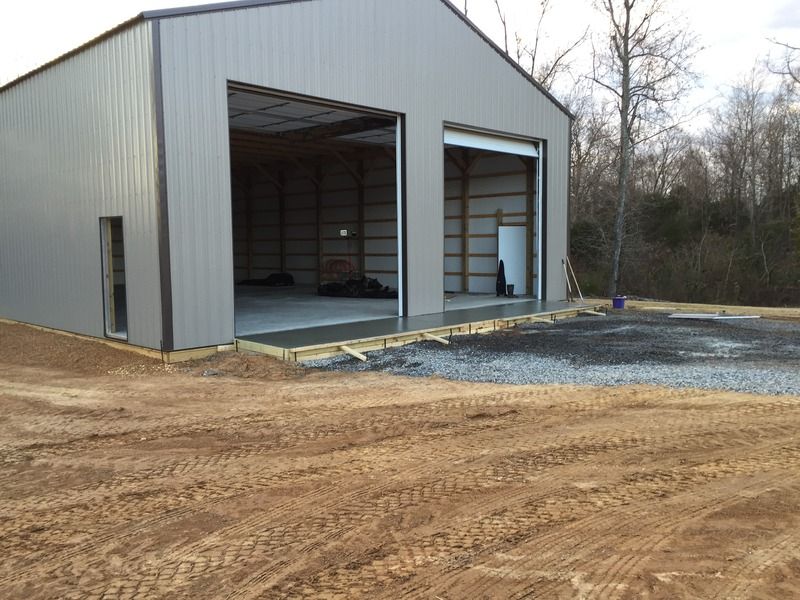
[158,0,570,349]
[0,22,163,349]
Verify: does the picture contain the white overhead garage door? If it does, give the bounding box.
[443,127,538,157]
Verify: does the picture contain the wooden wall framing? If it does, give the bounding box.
[231,151,399,288]
[443,150,538,295]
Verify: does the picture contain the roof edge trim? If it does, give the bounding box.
[1,0,574,120]
[142,0,311,20]
[0,0,314,94]
[0,15,145,94]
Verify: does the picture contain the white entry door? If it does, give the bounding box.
[498,226,527,294]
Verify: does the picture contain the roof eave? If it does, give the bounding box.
[0,1,313,94]
[141,0,310,20]
[1,0,575,121]
[0,14,146,94]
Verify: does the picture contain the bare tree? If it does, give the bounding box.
[769,40,800,85]
[534,35,588,92]
[494,0,509,55]
[635,132,692,197]
[708,70,770,245]
[513,0,588,91]
[591,0,698,296]
[567,86,618,221]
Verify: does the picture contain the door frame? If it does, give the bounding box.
[100,216,127,340]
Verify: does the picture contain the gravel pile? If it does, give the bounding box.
[308,312,800,396]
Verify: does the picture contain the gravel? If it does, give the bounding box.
[308,311,800,395]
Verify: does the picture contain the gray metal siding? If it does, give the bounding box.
[158,0,570,348]
[0,22,163,348]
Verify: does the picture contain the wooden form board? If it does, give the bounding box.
[236,304,605,362]
[605,299,800,322]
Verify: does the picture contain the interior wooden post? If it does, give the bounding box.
[526,157,536,296]
[278,170,286,273]
[315,165,323,284]
[244,170,254,279]
[103,218,116,332]
[460,148,470,293]
[357,160,365,277]
[254,164,289,276]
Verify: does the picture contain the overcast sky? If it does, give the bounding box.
[2,0,798,110]
[465,0,799,111]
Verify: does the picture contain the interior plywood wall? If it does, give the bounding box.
[231,154,398,288]
[110,218,126,285]
[444,151,535,295]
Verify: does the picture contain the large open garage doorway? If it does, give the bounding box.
[443,128,540,311]
[227,84,403,336]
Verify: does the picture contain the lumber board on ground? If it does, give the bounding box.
[587,299,800,322]
[339,345,368,362]
[423,332,450,345]
[668,313,761,320]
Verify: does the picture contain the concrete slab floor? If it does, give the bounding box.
[444,293,533,311]
[235,286,538,336]
[239,300,585,350]
[234,286,397,336]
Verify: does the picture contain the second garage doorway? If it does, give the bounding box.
[443,126,541,311]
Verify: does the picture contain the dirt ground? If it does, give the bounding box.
[1,321,800,599]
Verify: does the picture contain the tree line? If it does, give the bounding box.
[471,0,799,306]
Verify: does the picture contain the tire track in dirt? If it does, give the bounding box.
[711,530,800,599]
[582,475,799,600]
[0,382,779,471]
[6,405,792,595]
[1,402,545,592]
[218,437,650,600]
[70,471,439,598]
[6,385,629,539]
[530,447,800,596]
[54,429,646,598]
[363,442,800,599]
[3,369,799,599]
[0,386,523,467]
[220,429,800,599]
[1,399,536,518]
[459,486,773,599]
[498,448,800,599]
